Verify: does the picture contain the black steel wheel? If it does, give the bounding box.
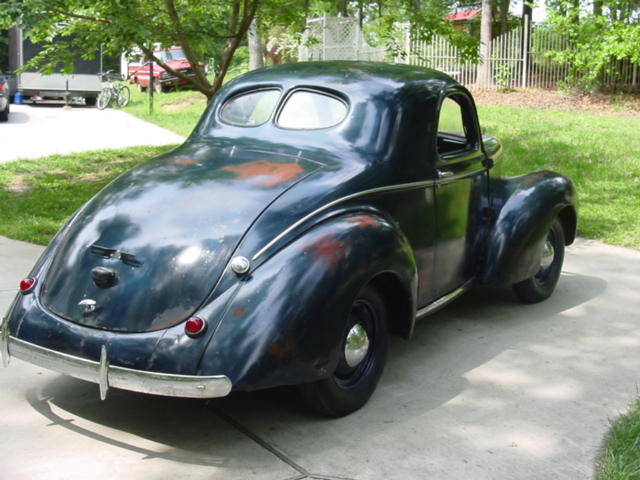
[300,285,389,417]
[513,218,565,303]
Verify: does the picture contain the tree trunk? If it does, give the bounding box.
[478,0,493,87]
[593,0,602,16]
[248,19,263,70]
[499,0,510,35]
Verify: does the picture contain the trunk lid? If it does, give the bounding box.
[41,143,321,332]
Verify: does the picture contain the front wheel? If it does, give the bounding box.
[116,86,130,108]
[300,285,389,417]
[512,218,565,303]
[97,89,112,110]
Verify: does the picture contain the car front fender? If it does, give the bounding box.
[197,210,417,391]
[481,171,577,286]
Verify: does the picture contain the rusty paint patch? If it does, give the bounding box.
[169,156,200,166]
[234,306,245,318]
[268,338,297,360]
[346,214,380,229]
[221,160,304,187]
[309,234,346,270]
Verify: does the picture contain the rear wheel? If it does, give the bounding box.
[300,285,389,417]
[513,218,565,303]
[97,89,112,110]
[116,86,130,107]
[0,104,8,122]
[85,96,97,107]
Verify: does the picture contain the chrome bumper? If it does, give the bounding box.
[1,321,232,400]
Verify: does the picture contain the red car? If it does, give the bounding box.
[127,46,199,93]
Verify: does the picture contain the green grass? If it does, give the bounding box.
[478,105,640,248]
[1,90,639,248]
[121,87,207,137]
[0,146,174,244]
[596,399,640,480]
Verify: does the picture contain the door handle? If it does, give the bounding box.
[437,170,454,179]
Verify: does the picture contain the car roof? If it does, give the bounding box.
[224,61,460,100]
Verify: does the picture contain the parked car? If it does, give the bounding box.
[0,74,10,122]
[126,46,199,93]
[1,62,577,416]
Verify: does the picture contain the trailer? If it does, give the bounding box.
[8,27,102,105]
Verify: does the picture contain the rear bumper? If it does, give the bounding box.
[1,320,232,400]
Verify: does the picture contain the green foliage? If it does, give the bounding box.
[0,0,308,98]
[493,63,514,90]
[544,0,640,91]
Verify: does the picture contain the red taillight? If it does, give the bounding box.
[19,277,36,293]
[185,316,206,337]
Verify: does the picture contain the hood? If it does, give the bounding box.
[160,59,192,71]
[41,143,322,332]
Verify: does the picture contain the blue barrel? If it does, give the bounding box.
[14,91,23,104]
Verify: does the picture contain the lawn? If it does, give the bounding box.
[0,89,638,248]
[596,399,640,480]
[0,146,173,244]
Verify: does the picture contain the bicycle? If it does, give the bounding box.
[97,71,130,110]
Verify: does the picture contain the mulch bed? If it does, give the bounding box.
[470,88,640,118]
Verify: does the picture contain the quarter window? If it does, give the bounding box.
[277,90,347,129]
[220,89,281,126]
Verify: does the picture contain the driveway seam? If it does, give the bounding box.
[211,406,365,480]
[212,406,310,476]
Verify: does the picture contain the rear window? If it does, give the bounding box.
[220,89,281,126]
[277,90,347,130]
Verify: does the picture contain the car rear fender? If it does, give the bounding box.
[481,171,577,286]
[198,210,417,391]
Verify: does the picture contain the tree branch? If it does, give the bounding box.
[48,8,113,24]
[139,44,210,96]
[163,0,211,89]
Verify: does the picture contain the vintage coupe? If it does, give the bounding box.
[1,62,576,416]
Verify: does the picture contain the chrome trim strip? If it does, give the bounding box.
[3,335,232,399]
[415,279,473,319]
[435,167,487,186]
[252,179,436,261]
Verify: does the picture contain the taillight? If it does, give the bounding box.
[185,316,206,337]
[19,277,36,294]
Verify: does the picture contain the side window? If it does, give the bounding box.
[220,89,281,127]
[436,95,476,156]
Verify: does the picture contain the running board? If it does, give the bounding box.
[415,280,474,319]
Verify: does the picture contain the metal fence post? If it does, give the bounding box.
[521,15,530,89]
[322,14,327,60]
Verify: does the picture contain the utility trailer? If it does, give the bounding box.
[8,27,102,105]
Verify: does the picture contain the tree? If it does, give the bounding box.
[247,19,264,70]
[477,0,493,85]
[0,0,305,100]
[544,0,640,90]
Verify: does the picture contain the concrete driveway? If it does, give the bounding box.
[0,104,184,164]
[1,236,639,480]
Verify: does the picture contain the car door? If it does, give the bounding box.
[432,91,487,298]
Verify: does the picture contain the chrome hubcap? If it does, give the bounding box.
[344,323,370,368]
[540,239,555,271]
